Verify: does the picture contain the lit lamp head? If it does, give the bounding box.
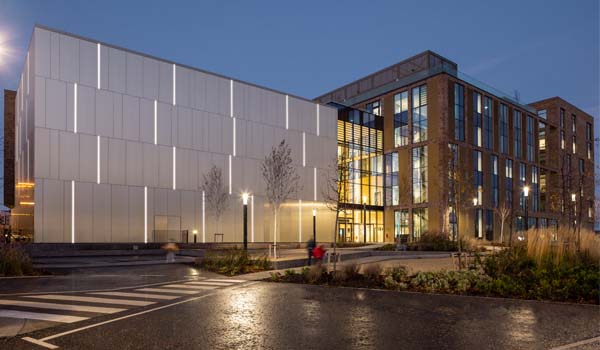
[523,185,530,198]
[192,229,198,236]
[571,193,576,202]
[312,208,316,217]
[242,192,249,205]
[472,197,478,206]
[363,195,367,204]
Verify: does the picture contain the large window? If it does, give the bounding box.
[454,84,465,141]
[538,109,547,120]
[484,97,493,149]
[474,209,483,239]
[412,85,428,143]
[394,91,409,146]
[560,108,565,128]
[539,121,546,166]
[395,209,409,238]
[385,152,399,206]
[587,123,593,159]
[572,135,577,154]
[491,155,498,208]
[366,100,381,116]
[412,208,428,239]
[505,159,513,208]
[474,151,483,204]
[500,104,508,154]
[532,166,539,212]
[526,116,534,162]
[514,110,522,158]
[473,92,482,147]
[540,170,546,212]
[560,130,565,150]
[412,146,428,203]
[519,163,526,210]
[571,114,576,133]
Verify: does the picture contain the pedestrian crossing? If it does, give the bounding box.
[0,277,247,327]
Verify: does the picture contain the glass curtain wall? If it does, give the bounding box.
[335,104,384,243]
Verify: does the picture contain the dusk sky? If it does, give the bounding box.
[0,0,598,210]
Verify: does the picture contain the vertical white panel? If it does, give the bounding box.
[97,135,100,184]
[230,79,233,117]
[251,195,254,242]
[172,146,176,190]
[71,180,75,243]
[228,154,232,194]
[298,199,302,242]
[26,52,29,95]
[316,104,320,136]
[153,100,158,144]
[172,64,176,106]
[285,95,289,129]
[74,83,78,133]
[313,167,317,201]
[302,132,306,167]
[233,118,236,157]
[97,43,101,89]
[202,191,206,243]
[144,186,148,243]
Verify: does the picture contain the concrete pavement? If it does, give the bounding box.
[1,280,598,350]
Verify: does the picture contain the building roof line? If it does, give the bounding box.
[32,24,329,108]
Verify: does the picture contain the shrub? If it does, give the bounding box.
[198,250,271,276]
[386,266,408,283]
[0,243,33,276]
[361,264,383,280]
[306,265,326,284]
[343,263,361,281]
[408,232,457,251]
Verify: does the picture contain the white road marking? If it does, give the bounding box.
[135,288,199,295]
[22,281,259,349]
[0,310,88,323]
[205,278,246,283]
[185,281,231,286]
[549,336,600,350]
[89,292,178,300]
[22,337,58,349]
[25,295,155,307]
[161,284,217,290]
[0,300,125,314]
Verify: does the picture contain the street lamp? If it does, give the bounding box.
[312,208,317,243]
[571,193,577,230]
[362,195,367,243]
[192,229,198,244]
[523,185,530,231]
[242,192,249,251]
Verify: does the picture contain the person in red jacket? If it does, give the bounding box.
[312,245,326,266]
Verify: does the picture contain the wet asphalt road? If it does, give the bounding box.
[2,276,599,350]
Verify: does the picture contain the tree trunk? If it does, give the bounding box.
[273,209,278,258]
[500,219,505,245]
[332,209,340,272]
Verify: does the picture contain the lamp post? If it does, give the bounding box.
[362,195,367,243]
[473,197,478,239]
[523,185,530,231]
[192,229,198,244]
[242,192,249,251]
[312,208,317,243]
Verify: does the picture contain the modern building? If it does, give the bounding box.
[316,51,595,243]
[5,28,596,244]
[6,25,338,243]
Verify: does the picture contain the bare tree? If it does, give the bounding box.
[201,165,229,241]
[261,140,301,258]
[495,199,511,245]
[321,151,350,271]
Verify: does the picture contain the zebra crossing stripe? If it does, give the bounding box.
[0,310,89,323]
[161,284,217,290]
[25,295,155,307]
[0,300,125,314]
[185,281,231,286]
[204,279,247,283]
[89,292,178,300]
[135,288,199,295]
